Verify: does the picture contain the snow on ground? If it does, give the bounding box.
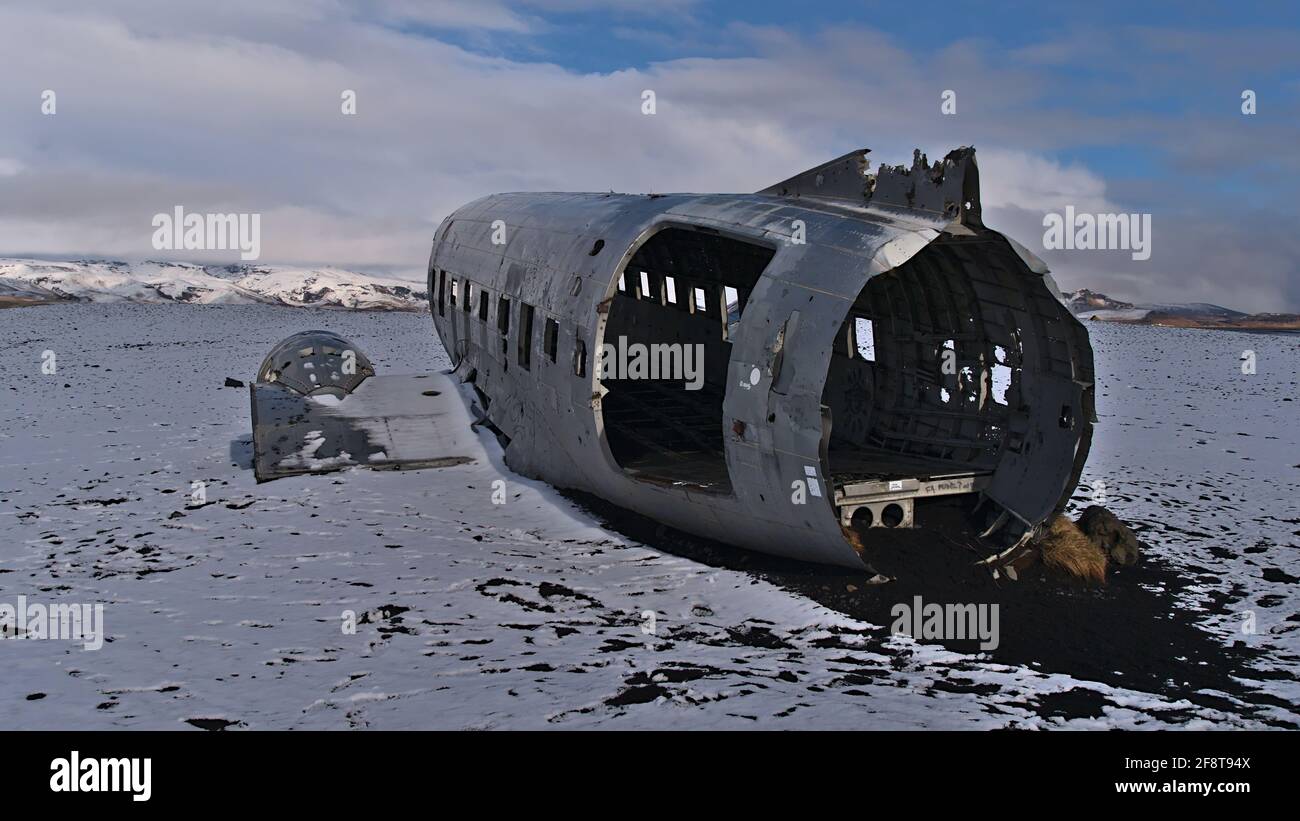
[0,259,426,310]
[0,304,1296,729]
[1073,308,1152,322]
[1068,322,1300,718]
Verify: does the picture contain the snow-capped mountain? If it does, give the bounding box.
[1065,288,1136,315]
[1066,287,1254,320]
[1064,287,1298,330]
[0,259,427,311]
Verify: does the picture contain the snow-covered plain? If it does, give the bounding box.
[1,304,1296,729]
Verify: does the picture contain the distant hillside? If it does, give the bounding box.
[1065,288,1299,331]
[0,259,427,311]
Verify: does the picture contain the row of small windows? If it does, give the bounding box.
[437,266,873,368]
[618,264,875,362]
[617,270,745,339]
[435,269,585,377]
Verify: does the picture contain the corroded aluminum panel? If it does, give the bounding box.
[251,373,476,481]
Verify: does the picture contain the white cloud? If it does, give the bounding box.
[0,3,1293,311]
[977,149,1115,215]
[371,0,537,33]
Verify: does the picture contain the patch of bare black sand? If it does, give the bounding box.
[562,490,1295,727]
[185,717,242,731]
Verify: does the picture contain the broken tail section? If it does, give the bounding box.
[757,146,982,227]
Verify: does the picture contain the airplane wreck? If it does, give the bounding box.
[251,146,1096,571]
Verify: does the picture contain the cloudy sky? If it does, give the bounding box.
[2,0,1298,311]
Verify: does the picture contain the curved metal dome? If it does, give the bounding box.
[255,330,374,397]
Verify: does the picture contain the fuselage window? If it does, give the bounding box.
[544,317,558,362]
[854,317,876,361]
[724,286,741,338]
[518,303,535,370]
[497,296,511,362]
[836,321,854,357]
[497,296,510,335]
[478,288,489,321]
[573,338,587,377]
[438,270,446,316]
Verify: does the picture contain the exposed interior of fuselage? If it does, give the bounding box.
[599,224,1089,550]
[600,226,775,493]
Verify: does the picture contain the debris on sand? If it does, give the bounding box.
[223,377,245,388]
[1034,515,1108,585]
[1077,505,1143,567]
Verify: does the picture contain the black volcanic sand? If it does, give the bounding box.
[562,490,1295,727]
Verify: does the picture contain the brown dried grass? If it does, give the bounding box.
[1035,515,1107,585]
